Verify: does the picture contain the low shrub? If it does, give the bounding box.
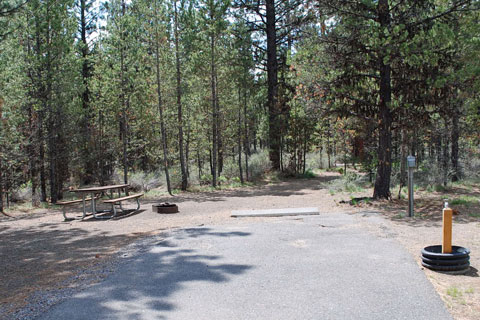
[305,151,334,170]
[248,150,270,179]
[200,174,213,185]
[129,170,165,192]
[450,195,479,206]
[299,169,316,179]
[327,172,369,194]
[11,182,32,202]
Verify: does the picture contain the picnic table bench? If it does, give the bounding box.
[103,193,144,217]
[57,196,99,220]
[60,184,143,220]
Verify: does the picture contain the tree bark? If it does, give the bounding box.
[0,138,3,214]
[0,99,3,213]
[27,104,40,206]
[237,88,244,183]
[79,0,94,184]
[443,118,449,187]
[120,0,129,187]
[174,0,188,190]
[209,147,213,178]
[266,0,280,170]
[303,127,307,174]
[243,80,249,181]
[47,113,57,204]
[373,0,393,199]
[99,110,106,185]
[451,108,460,181]
[154,0,172,195]
[216,88,223,179]
[327,119,331,168]
[435,132,442,165]
[197,143,202,182]
[33,13,47,203]
[210,9,218,188]
[185,121,191,178]
[45,4,58,203]
[398,128,407,199]
[38,116,47,202]
[318,142,323,169]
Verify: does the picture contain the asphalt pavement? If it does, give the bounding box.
[37,212,452,320]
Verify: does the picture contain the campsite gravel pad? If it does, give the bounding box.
[37,213,451,320]
[231,207,319,217]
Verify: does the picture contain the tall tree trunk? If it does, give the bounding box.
[280,136,284,172]
[327,120,331,168]
[210,16,218,188]
[0,107,3,213]
[28,105,40,206]
[218,118,223,179]
[0,173,3,212]
[79,0,94,184]
[237,88,244,184]
[120,0,128,187]
[333,139,337,166]
[216,87,223,179]
[373,0,393,199]
[35,29,47,202]
[197,143,202,182]
[45,5,57,203]
[55,123,67,201]
[398,128,407,199]
[343,131,347,175]
[38,118,47,202]
[319,144,323,169]
[303,127,307,174]
[435,129,442,164]
[185,121,191,178]
[209,147,213,178]
[30,6,45,204]
[154,0,172,195]
[99,110,106,185]
[451,108,461,181]
[442,118,449,187]
[174,0,187,190]
[47,110,57,203]
[428,131,434,159]
[266,0,280,170]
[243,81,249,181]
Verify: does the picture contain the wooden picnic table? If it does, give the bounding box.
[71,184,130,219]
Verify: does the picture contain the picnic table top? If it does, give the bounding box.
[72,184,129,193]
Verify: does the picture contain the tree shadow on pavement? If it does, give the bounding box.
[0,224,147,317]
[37,228,253,319]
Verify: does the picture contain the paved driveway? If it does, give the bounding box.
[38,212,451,320]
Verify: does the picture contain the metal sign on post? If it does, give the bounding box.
[407,156,416,217]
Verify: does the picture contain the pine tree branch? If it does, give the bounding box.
[0,0,30,17]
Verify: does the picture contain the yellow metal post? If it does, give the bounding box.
[442,206,453,254]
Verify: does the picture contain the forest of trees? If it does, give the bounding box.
[1,0,479,212]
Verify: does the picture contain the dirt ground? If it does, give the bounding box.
[1,172,479,319]
[363,187,480,320]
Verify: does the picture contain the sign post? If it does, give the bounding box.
[407,156,416,217]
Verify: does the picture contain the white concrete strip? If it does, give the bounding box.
[231,207,319,218]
